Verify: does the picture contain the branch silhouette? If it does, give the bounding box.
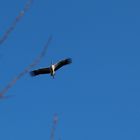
[0,36,52,97]
[50,114,58,140]
[0,0,33,45]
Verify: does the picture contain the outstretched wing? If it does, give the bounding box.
[54,58,72,71]
[30,67,50,76]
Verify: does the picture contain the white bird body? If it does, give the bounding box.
[50,64,55,78]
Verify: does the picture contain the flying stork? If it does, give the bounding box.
[30,58,72,78]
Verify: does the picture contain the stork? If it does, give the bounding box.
[30,58,72,78]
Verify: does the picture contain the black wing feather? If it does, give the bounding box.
[30,67,50,76]
[54,58,72,71]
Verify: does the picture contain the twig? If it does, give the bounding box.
[0,36,52,97]
[50,114,58,140]
[0,0,33,45]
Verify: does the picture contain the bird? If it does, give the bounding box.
[30,58,72,78]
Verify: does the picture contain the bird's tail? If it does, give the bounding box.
[30,70,39,76]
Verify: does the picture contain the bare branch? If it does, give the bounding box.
[0,0,33,45]
[50,114,58,140]
[0,36,52,97]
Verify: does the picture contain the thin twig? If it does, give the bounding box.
[0,36,52,97]
[0,0,33,45]
[50,114,58,140]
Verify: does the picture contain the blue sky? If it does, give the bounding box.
[0,0,140,139]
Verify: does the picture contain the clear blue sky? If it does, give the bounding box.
[0,0,140,139]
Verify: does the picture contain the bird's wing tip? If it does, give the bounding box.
[67,58,72,64]
[30,71,36,76]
